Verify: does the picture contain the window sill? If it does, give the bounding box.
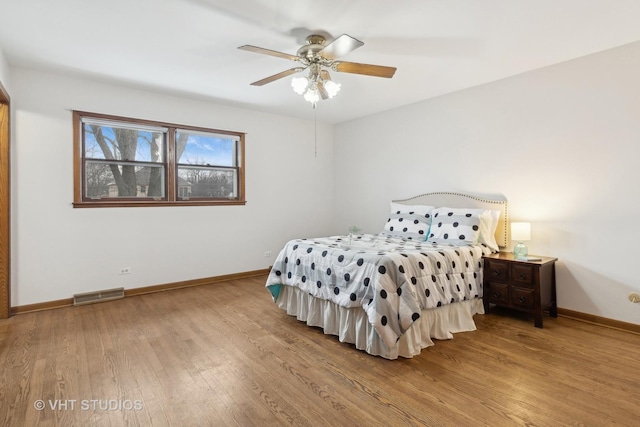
[73,200,247,208]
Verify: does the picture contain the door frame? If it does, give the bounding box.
[0,79,10,319]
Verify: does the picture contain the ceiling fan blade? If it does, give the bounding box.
[238,45,299,61]
[317,82,329,100]
[320,34,364,60]
[250,67,305,86]
[334,61,397,78]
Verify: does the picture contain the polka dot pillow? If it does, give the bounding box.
[427,207,482,243]
[382,202,434,241]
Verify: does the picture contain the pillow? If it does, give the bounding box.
[382,202,434,241]
[427,207,482,243]
[427,207,501,250]
[478,209,500,252]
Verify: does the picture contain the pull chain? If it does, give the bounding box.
[314,106,317,158]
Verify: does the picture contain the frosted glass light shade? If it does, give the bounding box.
[292,70,341,105]
[511,222,531,241]
[303,88,320,103]
[324,80,341,98]
[291,76,309,94]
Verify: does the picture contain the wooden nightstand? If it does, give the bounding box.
[482,252,558,328]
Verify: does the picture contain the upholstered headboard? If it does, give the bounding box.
[393,192,509,248]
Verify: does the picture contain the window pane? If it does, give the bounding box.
[84,122,165,163]
[177,167,237,198]
[176,130,236,167]
[85,162,165,198]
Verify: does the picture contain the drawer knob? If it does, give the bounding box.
[492,270,501,276]
[518,296,527,303]
[518,274,527,280]
[493,291,501,298]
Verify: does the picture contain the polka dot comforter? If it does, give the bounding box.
[266,233,493,349]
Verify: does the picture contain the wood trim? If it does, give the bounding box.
[10,268,270,315]
[237,133,246,203]
[72,200,247,208]
[558,308,640,335]
[123,268,269,297]
[0,80,10,319]
[11,298,74,315]
[72,110,83,204]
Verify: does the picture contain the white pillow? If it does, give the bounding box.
[478,209,500,252]
[382,202,434,241]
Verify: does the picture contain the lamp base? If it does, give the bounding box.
[513,241,528,260]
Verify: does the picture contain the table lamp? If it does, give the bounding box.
[511,222,530,260]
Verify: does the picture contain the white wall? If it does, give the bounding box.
[0,46,9,91]
[334,41,640,325]
[11,68,335,306]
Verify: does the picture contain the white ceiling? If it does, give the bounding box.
[1,0,640,124]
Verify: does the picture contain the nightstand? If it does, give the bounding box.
[482,252,558,328]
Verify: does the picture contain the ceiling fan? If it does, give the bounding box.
[238,34,397,104]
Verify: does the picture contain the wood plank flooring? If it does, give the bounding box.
[1,275,639,426]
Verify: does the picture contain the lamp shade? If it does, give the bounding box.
[511,222,531,241]
[291,76,309,94]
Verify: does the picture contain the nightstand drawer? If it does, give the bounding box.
[511,264,534,287]
[511,287,535,309]
[485,260,509,283]
[487,283,509,305]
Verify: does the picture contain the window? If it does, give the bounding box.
[73,111,245,207]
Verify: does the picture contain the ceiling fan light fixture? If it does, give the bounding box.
[291,76,309,94]
[293,68,340,105]
[303,86,320,104]
[323,80,341,98]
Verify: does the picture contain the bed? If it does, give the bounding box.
[265,192,508,359]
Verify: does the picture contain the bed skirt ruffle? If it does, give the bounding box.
[276,286,484,359]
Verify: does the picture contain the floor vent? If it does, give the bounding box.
[73,287,125,306]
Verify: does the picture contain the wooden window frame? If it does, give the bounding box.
[73,111,246,208]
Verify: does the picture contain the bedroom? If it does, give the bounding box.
[1,0,640,425]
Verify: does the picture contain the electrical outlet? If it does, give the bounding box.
[264,251,272,257]
[628,292,640,303]
[119,267,131,275]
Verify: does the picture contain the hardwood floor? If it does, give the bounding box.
[1,275,639,426]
